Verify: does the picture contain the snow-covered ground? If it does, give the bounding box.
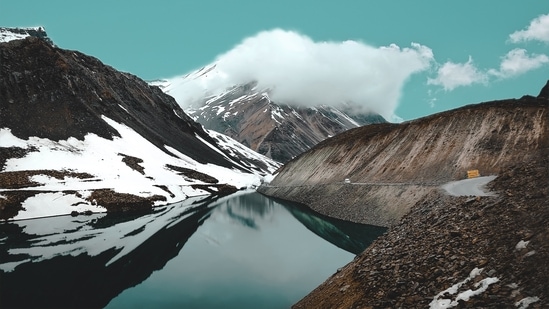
[1,116,278,220]
[441,176,497,197]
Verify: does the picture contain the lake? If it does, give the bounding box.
[0,191,386,309]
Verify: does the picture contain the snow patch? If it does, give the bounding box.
[429,268,499,309]
[0,128,28,147]
[262,173,278,184]
[15,192,106,220]
[515,296,540,309]
[270,105,284,125]
[118,104,129,113]
[0,27,44,43]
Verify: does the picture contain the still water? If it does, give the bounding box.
[0,191,386,309]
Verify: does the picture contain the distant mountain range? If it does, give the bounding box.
[0,27,279,220]
[152,66,386,162]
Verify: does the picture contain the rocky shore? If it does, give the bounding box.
[258,183,434,227]
[293,155,548,308]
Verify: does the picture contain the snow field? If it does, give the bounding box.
[1,116,275,220]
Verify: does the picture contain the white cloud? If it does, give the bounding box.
[167,29,434,121]
[488,48,549,78]
[509,13,549,43]
[427,56,488,91]
[425,13,549,93]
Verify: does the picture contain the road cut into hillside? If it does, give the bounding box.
[441,176,497,197]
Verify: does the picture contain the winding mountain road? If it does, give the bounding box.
[441,176,497,196]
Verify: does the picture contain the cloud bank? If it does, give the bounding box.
[167,29,434,121]
[509,13,549,43]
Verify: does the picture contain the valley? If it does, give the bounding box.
[1,27,547,308]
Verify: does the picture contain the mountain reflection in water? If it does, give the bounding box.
[281,201,386,255]
[0,192,386,309]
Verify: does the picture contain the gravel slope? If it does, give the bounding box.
[294,155,548,308]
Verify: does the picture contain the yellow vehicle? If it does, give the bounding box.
[467,170,480,179]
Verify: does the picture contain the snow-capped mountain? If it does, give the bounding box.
[153,65,386,163]
[0,30,279,220]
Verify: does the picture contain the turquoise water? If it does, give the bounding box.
[0,192,385,309]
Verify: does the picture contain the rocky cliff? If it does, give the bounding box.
[259,92,548,227]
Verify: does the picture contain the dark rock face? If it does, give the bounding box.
[188,83,386,163]
[0,37,239,169]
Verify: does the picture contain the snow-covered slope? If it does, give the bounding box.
[0,34,279,221]
[154,66,386,162]
[0,116,277,220]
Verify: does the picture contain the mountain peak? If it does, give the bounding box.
[538,80,549,98]
[0,26,54,45]
[0,35,279,220]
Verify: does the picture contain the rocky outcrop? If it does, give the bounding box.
[259,95,548,227]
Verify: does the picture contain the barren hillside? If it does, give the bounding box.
[294,154,548,308]
[259,93,548,226]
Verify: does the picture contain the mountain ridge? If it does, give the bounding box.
[259,88,548,226]
[154,68,386,162]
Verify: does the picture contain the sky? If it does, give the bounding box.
[1,0,548,121]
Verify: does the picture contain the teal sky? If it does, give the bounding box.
[1,0,548,120]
